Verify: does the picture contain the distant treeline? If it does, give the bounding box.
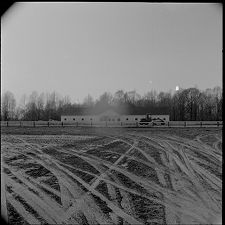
[1,86,223,121]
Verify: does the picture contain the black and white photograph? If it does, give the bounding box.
[1,2,222,225]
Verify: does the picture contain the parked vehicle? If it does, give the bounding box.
[139,118,153,126]
[139,114,166,126]
[152,118,166,126]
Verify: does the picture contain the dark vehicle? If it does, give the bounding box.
[139,118,153,126]
[139,114,153,126]
[152,118,166,126]
[139,114,166,126]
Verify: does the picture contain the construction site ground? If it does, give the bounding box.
[1,127,222,224]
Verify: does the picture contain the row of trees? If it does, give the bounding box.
[1,86,222,121]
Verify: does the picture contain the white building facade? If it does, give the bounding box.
[61,110,169,124]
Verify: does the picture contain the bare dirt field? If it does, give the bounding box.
[1,127,222,224]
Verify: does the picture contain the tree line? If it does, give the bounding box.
[1,86,222,121]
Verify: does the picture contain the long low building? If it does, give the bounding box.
[61,109,169,123]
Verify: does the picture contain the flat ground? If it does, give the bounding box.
[1,127,222,224]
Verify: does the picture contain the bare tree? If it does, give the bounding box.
[36,93,45,120]
[126,90,141,105]
[24,91,39,120]
[183,88,201,120]
[212,86,222,120]
[112,90,125,105]
[1,86,222,121]
[1,91,16,120]
[83,94,94,107]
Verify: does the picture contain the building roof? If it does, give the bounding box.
[61,109,169,117]
[61,105,170,116]
[61,107,124,116]
[98,109,120,117]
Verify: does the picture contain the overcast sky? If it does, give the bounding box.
[1,3,222,103]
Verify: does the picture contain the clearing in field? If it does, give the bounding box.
[1,127,222,224]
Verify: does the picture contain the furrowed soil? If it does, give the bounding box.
[1,127,222,224]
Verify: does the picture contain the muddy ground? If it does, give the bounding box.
[1,127,222,224]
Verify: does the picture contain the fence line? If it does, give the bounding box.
[0,121,223,128]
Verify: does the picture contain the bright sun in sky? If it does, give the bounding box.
[175,86,179,91]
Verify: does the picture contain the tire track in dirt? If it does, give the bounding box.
[1,157,8,224]
[52,146,111,176]
[55,139,193,196]
[0,133,197,222]
[2,136,88,224]
[68,146,208,204]
[74,151,215,221]
[5,175,62,224]
[176,146,217,211]
[159,135,222,188]
[5,154,92,224]
[58,136,143,224]
[125,132,221,223]
[90,139,139,189]
[134,132,222,223]
[6,192,42,224]
[164,134,222,163]
[63,142,178,178]
[2,131,222,224]
[60,134,166,223]
[3,163,62,200]
[105,175,134,223]
[143,134,222,184]
[9,135,142,224]
[7,193,41,224]
[51,159,143,224]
